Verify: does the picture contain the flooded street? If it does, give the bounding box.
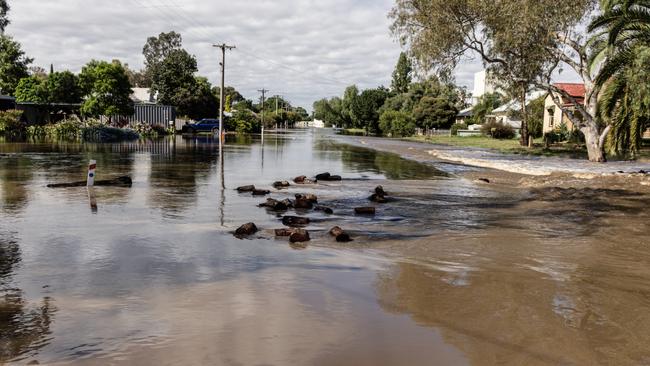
[1,129,650,365]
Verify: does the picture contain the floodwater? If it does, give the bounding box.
[0,129,649,365]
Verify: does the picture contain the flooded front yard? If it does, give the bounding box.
[1,130,649,365]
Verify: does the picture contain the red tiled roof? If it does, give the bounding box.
[553,83,585,106]
[554,83,585,98]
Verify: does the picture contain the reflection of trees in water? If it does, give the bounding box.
[0,235,56,363]
[0,157,34,214]
[147,142,219,217]
[316,142,446,180]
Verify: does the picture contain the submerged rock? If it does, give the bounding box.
[296,193,318,203]
[476,178,491,184]
[48,176,133,188]
[329,226,352,242]
[274,228,294,237]
[315,172,331,181]
[294,198,314,209]
[235,223,258,237]
[289,228,311,243]
[369,185,388,203]
[315,206,334,214]
[252,189,271,196]
[294,175,316,184]
[282,216,311,227]
[273,181,291,189]
[315,172,342,181]
[355,207,376,215]
[236,185,256,192]
[258,198,288,211]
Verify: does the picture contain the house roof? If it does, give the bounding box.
[554,83,585,98]
[456,107,473,118]
[491,90,547,114]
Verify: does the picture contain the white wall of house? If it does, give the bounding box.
[543,95,576,133]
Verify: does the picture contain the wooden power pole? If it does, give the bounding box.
[258,88,269,135]
[213,43,236,149]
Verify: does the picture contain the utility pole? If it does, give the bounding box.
[213,43,236,149]
[258,88,269,135]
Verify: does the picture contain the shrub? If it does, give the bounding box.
[0,110,25,136]
[451,122,468,136]
[232,109,261,134]
[379,110,416,137]
[481,120,516,139]
[82,126,139,142]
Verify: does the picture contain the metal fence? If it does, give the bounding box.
[101,104,176,128]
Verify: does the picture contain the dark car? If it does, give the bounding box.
[183,119,220,134]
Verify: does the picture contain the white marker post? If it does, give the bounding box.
[87,160,97,187]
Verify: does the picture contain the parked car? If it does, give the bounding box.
[182,119,220,134]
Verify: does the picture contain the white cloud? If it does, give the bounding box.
[6,0,490,110]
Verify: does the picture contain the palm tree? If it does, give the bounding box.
[588,0,650,155]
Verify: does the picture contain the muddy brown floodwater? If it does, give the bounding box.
[0,129,649,365]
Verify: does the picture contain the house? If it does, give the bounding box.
[131,88,157,104]
[543,83,585,134]
[487,90,547,135]
[455,107,473,124]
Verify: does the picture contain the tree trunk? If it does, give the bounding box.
[582,123,606,162]
[519,85,529,147]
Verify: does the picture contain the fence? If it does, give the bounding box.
[101,104,176,129]
[415,128,451,137]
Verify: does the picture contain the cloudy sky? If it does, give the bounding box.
[7,0,485,109]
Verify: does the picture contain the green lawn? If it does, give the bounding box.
[407,135,592,158]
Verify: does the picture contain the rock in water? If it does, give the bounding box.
[329,226,352,242]
[296,193,318,203]
[282,216,310,227]
[315,206,334,214]
[293,175,307,184]
[235,223,258,237]
[369,193,388,203]
[289,229,310,243]
[355,207,376,215]
[294,198,314,209]
[236,185,256,192]
[259,198,288,211]
[315,172,331,181]
[273,181,291,189]
[476,178,491,184]
[375,186,387,196]
[252,189,271,196]
[275,228,294,237]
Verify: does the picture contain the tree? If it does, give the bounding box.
[152,49,218,119]
[589,0,650,156]
[412,96,457,130]
[232,108,260,134]
[0,35,32,95]
[0,0,9,34]
[379,110,416,137]
[46,71,82,104]
[294,107,310,120]
[143,31,182,87]
[124,64,150,88]
[391,52,413,93]
[350,87,391,134]
[390,0,611,161]
[471,93,503,124]
[79,60,134,120]
[14,76,47,103]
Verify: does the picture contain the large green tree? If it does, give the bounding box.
[0,35,32,95]
[390,0,614,161]
[143,31,182,88]
[14,75,47,103]
[79,60,134,120]
[412,96,457,129]
[350,87,391,134]
[391,52,413,93]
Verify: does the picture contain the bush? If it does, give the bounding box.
[232,109,261,134]
[481,120,516,139]
[451,123,468,136]
[0,110,25,136]
[82,126,139,142]
[379,110,416,137]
